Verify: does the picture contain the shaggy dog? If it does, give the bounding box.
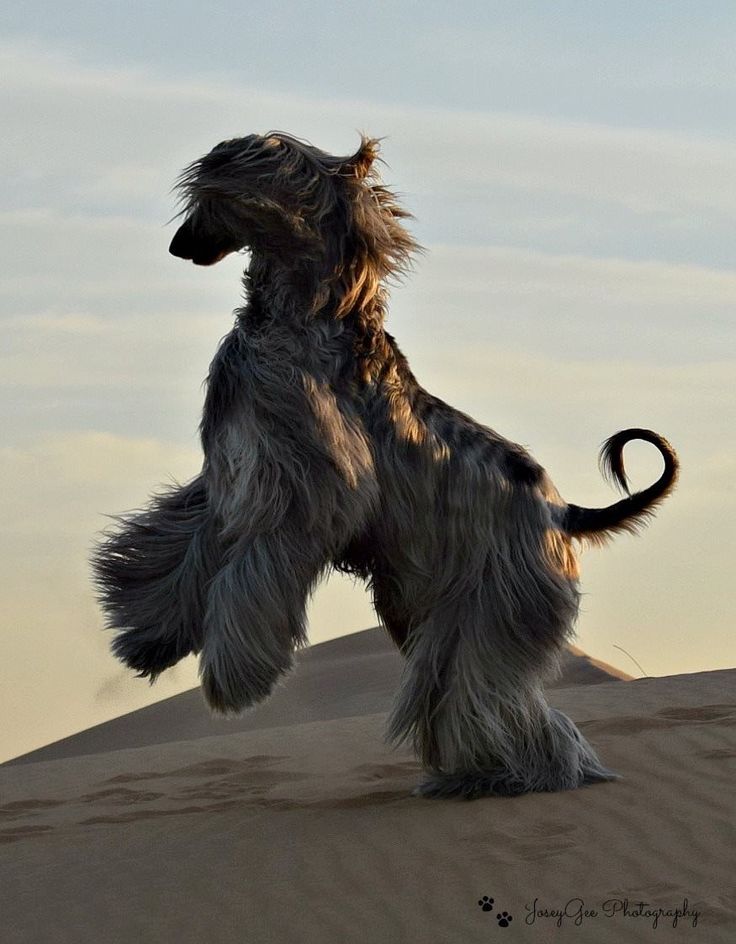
[92,132,678,798]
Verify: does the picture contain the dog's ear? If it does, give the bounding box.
[341,136,380,180]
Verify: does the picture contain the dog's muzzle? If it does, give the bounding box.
[169,216,239,266]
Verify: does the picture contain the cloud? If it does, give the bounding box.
[0,431,201,540]
[403,246,735,366]
[2,37,736,223]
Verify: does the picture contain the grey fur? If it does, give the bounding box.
[92,131,678,798]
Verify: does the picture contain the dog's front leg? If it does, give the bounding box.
[91,474,223,679]
[197,335,379,714]
[197,521,331,714]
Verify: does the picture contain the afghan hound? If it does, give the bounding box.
[92,132,678,798]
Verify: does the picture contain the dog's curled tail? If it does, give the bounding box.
[560,428,679,545]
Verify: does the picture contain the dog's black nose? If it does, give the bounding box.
[169,218,238,266]
[169,220,194,260]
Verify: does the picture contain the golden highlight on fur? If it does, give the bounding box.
[92,131,679,799]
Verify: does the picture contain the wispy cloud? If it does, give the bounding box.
[3,38,736,223]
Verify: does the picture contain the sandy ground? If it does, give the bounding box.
[1,634,734,943]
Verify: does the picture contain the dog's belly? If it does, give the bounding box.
[361,433,580,613]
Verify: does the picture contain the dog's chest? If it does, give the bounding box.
[200,324,378,531]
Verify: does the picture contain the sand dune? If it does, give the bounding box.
[1,631,734,943]
[5,628,631,766]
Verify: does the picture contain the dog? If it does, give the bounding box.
[92,131,678,798]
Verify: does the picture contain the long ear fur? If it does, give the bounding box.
[332,138,421,318]
[340,135,381,180]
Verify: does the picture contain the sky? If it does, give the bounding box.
[1,2,734,762]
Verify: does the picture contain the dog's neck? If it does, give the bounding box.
[238,257,394,382]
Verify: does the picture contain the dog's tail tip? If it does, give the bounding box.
[599,428,678,494]
[563,428,679,543]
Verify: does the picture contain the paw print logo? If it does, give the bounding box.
[477,895,494,912]
[496,911,513,928]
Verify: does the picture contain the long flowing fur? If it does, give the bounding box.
[92,130,678,797]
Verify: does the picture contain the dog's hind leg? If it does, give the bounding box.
[91,474,221,679]
[389,605,616,799]
[387,493,617,799]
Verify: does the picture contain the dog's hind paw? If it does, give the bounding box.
[413,770,526,800]
[413,762,619,800]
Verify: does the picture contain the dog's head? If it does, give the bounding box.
[170,131,418,313]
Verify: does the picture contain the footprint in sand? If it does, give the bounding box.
[582,703,736,735]
[0,798,63,820]
[79,787,164,805]
[657,705,736,723]
[103,755,289,784]
[0,824,53,844]
[352,761,421,782]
